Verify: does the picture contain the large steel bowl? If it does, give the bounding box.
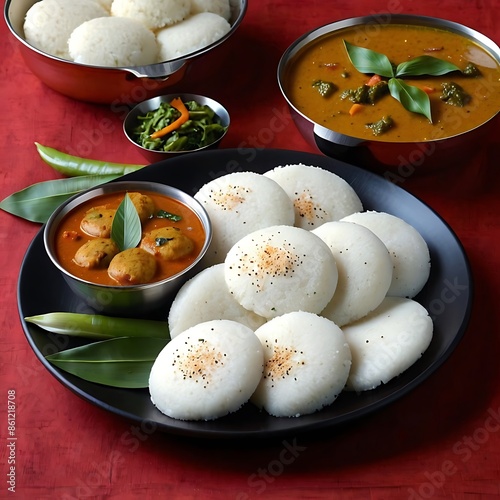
[5,0,246,104]
[278,15,500,176]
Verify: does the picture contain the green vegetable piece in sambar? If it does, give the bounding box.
[440,82,471,106]
[312,80,337,97]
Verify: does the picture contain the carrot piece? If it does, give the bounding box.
[422,85,436,94]
[349,103,364,116]
[366,74,382,86]
[150,97,190,139]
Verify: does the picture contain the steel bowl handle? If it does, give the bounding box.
[123,59,187,80]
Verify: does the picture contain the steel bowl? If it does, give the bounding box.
[44,181,212,316]
[278,14,500,175]
[5,0,246,104]
[123,93,230,163]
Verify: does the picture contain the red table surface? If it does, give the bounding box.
[1,0,499,498]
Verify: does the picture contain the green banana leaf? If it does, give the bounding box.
[45,337,168,388]
[0,174,120,223]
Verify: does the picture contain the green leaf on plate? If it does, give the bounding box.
[344,40,395,78]
[0,174,120,224]
[388,78,433,122]
[396,55,460,77]
[45,337,169,388]
[111,193,142,251]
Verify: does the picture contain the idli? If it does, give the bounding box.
[251,311,352,417]
[341,211,431,298]
[194,172,295,266]
[24,0,109,60]
[168,264,267,338]
[149,320,264,421]
[224,225,338,319]
[313,221,393,326]
[68,17,159,67]
[343,296,433,392]
[156,12,231,61]
[190,0,231,21]
[264,164,363,230]
[111,0,190,30]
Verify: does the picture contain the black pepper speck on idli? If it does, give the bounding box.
[149,320,264,421]
[224,225,338,319]
[251,311,352,417]
[194,172,295,266]
[264,164,363,230]
[24,0,109,60]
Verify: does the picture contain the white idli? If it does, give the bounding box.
[343,296,433,392]
[341,211,431,298]
[264,164,363,230]
[224,225,338,319]
[111,0,190,30]
[312,221,393,326]
[149,320,264,421]
[190,0,231,20]
[156,12,231,61]
[24,0,109,60]
[251,311,352,417]
[194,172,295,266]
[168,264,267,338]
[68,17,159,66]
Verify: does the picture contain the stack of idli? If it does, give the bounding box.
[23,0,109,60]
[149,164,434,421]
[23,0,233,66]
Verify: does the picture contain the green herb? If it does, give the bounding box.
[25,312,169,340]
[344,40,462,122]
[312,80,337,97]
[35,143,145,177]
[133,100,228,152]
[155,237,174,247]
[440,82,471,106]
[157,210,182,221]
[111,193,142,251]
[45,337,168,388]
[0,174,120,223]
[366,115,394,136]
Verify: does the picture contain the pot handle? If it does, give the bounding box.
[123,59,187,80]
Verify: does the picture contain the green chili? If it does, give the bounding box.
[35,143,145,177]
[25,312,170,340]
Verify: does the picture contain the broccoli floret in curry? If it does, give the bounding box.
[366,115,394,136]
[312,80,337,97]
[340,81,389,104]
[440,82,471,107]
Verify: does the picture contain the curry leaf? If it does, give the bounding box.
[45,337,168,388]
[0,174,120,224]
[396,55,461,77]
[388,78,433,122]
[111,193,142,251]
[344,40,395,78]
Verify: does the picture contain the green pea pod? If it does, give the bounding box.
[35,143,145,177]
[45,337,168,388]
[0,174,120,223]
[25,312,170,340]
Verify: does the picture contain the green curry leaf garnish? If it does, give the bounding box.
[111,193,142,251]
[343,41,462,122]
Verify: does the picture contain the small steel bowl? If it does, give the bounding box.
[44,181,212,316]
[278,14,500,175]
[123,93,230,163]
[4,0,246,104]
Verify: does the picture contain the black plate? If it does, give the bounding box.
[18,149,473,439]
